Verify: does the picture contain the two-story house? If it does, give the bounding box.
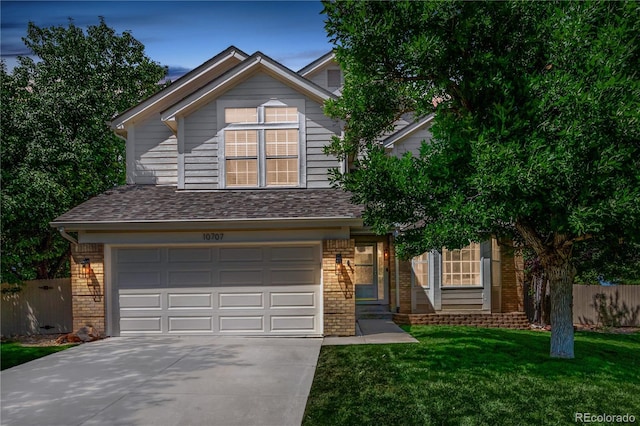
[51,47,525,337]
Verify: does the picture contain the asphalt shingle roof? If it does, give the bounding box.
[52,185,363,224]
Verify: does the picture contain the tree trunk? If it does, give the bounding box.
[516,223,576,358]
[546,257,576,358]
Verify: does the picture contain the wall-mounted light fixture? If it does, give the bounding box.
[80,258,91,279]
[384,248,389,261]
[335,253,342,275]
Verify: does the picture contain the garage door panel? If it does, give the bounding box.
[270,292,315,308]
[118,271,162,289]
[271,246,317,262]
[219,316,263,332]
[219,247,263,262]
[271,316,315,331]
[120,293,162,309]
[168,316,213,332]
[168,248,212,262]
[120,317,162,333]
[219,293,263,309]
[218,269,264,286]
[270,268,317,285]
[168,270,211,286]
[168,293,213,309]
[117,248,162,263]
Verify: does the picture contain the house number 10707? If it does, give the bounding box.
[202,233,224,241]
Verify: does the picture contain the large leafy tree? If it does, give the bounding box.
[323,1,640,358]
[1,19,167,283]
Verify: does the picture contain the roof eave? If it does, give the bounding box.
[383,114,435,149]
[50,217,363,232]
[110,47,249,130]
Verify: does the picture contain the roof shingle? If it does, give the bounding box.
[52,185,363,225]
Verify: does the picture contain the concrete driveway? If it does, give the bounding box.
[1,336,322,426]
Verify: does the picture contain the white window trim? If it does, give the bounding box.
[217,99,306,189]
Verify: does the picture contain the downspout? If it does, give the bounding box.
[395,255,400,313]
[57,227,78,245]
[393,229,401,313]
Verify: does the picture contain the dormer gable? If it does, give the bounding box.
[110,46,249,136]
[384,114,435,157]
[161,51,336,131]
[298,51,343,93]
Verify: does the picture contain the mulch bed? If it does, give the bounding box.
[1,334,68,347]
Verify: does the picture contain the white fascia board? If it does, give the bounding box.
[50,217,364,232]
[258,58,335,103]
[383,114,435,149]
[298,52,336,77]
[162,55,336,125]
[110,49,248,130]
[161,57,262,124]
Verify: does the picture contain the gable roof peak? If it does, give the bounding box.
[298,51,337,76]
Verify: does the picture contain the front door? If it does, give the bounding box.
[354,242,387,303]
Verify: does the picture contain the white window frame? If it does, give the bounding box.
[217,99,306,188]
[440,243,483,288]
[411,251,430,289]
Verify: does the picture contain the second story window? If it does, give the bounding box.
[220,101,302,188]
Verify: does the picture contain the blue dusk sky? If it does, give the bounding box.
[1,1,332,79]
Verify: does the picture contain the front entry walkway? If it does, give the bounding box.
[1,336,321,426]
[322,319,418,346]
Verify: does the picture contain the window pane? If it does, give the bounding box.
[355,245,374,265]
[225,108,257,123]
[356,266,373,285]
[412,252,429,289]
[226,159,257,186]
[265,107,297,123]
[442,243,480,287]
[225,130,257,157]
[266,159,298,186]
[266,130,298,156]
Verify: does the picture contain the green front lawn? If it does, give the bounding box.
[303,326,640,425]
[1,341,76,371]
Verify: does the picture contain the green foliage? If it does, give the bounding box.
[323,0,640,357]
[1,19,167,283]
[573,240,640,285]
[323,0,640,255]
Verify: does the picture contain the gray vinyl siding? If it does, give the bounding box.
[183,100,219,190]
[440,288,484,310]
[390,126,433,157]
[134,115,178,185]
[305,98,341,188]
[179,72,340,189]
[305,64,343,93]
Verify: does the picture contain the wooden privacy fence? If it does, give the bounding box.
[1,278,72,336]
[573,285,640,327]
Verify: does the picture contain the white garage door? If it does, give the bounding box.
[112,244,322,336]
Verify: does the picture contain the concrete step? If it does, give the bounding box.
[356,305,393,320]
[357,311,394,320]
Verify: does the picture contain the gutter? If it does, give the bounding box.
[57,227,78,245]
[50,217,364,233]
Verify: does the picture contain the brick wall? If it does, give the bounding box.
[323,239,356,336]
[70,243,105,333]
[394,312,530,329]
[389,238,413,313]
[500,245,525,312]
